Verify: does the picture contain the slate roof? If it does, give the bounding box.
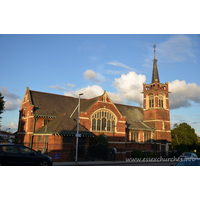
[70,94,103,120]
[35,113,94,137]
[30,90,80,117]
[115,104,155,130]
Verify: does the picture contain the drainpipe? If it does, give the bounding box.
[30,117,36,149]
[155,116,157,151]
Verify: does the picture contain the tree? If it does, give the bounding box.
[0,92,5,127]
[89,133,109,146]
[171,123,198,149]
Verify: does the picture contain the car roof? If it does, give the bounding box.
[181,157,200,160]
[0,143,22,146]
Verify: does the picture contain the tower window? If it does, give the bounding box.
[149,95,154,108]
[159,96,163,108]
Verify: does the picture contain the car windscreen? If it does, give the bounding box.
[185,153,191,157]
[1,145,19,154]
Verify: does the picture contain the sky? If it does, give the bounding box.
[0,34,200,135]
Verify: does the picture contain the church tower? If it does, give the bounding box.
[143,44,171,145]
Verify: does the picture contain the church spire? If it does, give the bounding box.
[151,43,160,83]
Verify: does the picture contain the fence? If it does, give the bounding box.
[18,142,127,162]
[17,142,178,162]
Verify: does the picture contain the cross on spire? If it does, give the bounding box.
[151,43,160,83]
[153,43,156,59]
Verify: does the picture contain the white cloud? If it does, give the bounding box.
[64,85,104,99]
[48,84,66,90]
[84,70,97,80]
[0,87,22,111]
[64,85,124,104]
[169,80,200,109]
[1,122,18,133]
[157,35,196,62]
[4,99,22,111]
[0,87,20,101]
[113,71,146,104]
[67,83,76,88]
[107,92,124,104]
[107,61,132,70]
[84,69,106,83]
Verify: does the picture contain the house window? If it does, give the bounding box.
[131,132,139,142]
[37,135,42,142]
[91,109,116,132]
[144,132,151,143]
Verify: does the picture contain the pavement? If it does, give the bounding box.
[53,160,177,166]
[53,161,128,166]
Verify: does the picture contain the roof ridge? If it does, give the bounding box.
[115,103,140,108]
[30,90,79,99]
[81,94,103,103]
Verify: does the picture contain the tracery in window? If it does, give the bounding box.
[91,109,116,132]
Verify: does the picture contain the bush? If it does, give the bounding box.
[131,149,145,158]
[89,133,108,146]
[195,152,200,158]
[174,144,189,152]
[148,151,159,158]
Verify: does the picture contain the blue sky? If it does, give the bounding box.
[1,34,200,135]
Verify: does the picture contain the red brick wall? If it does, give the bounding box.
[143,81,171,142]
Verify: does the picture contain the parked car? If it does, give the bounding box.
[0,144,52,166]
[176,158,200,166]
[179,152,198,159]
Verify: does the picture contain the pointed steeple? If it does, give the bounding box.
[151,43,160,83]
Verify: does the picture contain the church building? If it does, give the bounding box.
[16,45,172,161]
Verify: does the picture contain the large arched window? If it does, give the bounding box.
[91,109,116,132]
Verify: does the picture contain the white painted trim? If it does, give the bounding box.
[118,120,126,123]
[144,120,170,122]
[79,117,90,120]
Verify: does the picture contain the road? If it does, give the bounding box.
[54,161,178,166]
[95,161,178,166]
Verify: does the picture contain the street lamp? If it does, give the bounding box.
[6,128,10,132]
[75,93,83,164]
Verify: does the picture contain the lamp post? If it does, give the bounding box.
[75,93,83,164]
[6,128,10,132]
